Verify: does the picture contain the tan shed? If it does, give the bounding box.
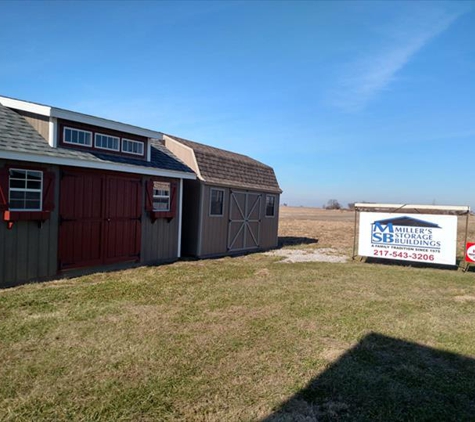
[163,135,282,258]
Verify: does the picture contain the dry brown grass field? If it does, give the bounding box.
[279,206,475,259]
[1,207,475,421]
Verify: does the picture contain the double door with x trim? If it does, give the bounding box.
[227,190,262,252]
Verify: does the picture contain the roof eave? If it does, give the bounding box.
[0,149,196,180]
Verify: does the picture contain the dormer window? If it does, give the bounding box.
[59,121,147,159]
[64,127,92,147]
[95,133,120,152]
[122,139,144,156]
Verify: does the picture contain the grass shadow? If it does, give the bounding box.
[278,236,319,248]
[262,332,475,421]
[464,263,475,273]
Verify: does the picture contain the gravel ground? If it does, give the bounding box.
[266,248,348,263]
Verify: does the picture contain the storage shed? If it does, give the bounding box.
[0,96,195,287]
[163,135,282,258]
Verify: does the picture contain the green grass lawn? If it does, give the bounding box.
[1,254,475,421]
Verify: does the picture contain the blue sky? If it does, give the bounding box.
[1,1,474,208]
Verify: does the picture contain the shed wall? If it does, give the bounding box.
[140,176,180,263]
[197,184,280,258]
[260,193,280,249]
[199,185,230,257]
[14,110,50,141]
[0,159,59,287]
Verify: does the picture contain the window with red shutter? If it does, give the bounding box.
[0,168,9,212]
[147,178,178,221]
[2,167,56,226]
[42,171,56,212]
[145,179,154,213]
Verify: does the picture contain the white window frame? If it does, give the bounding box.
[8,168,43,211]
[265,194,276,218]
[122,138,145,156]
[153,181,171,212]
[209,188,225,217]
[63,127,92,147]
[95,133,120,152]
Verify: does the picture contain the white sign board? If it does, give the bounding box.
[358,212,458,265]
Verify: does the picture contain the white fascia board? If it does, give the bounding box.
[0,150,196,180]
[0,95,164,140]
[354,203,470,213]
[51,108,163,139]
[0,95,51,116]
[177,178,183,258]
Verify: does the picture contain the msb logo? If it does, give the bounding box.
[371,216,441,250]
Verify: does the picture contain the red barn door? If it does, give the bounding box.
[58,169,142,270]
[103,175,142,264]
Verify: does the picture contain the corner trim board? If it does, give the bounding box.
[177,178,183,258]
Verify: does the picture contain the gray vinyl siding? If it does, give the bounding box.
[0,160,59,288]
[199,185,230,257]
[140,176,180,263]
[14,110,50,141]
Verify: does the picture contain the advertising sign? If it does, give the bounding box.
[466,243,475,263]
[358,212,458,265]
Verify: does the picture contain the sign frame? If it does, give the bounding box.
[352,203,471,270]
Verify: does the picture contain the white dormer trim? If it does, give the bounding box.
[48,117,57,147]
[0,95,164,141]
[0,95,51,116]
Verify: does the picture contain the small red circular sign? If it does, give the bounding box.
[466,243,475,263]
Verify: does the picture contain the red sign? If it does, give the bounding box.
[466,243,475,263]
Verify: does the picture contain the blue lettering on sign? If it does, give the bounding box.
[372,223,393,243]
[370,218,441,250]
[373,222,394,233]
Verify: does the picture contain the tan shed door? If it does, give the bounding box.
[228,191,261,252]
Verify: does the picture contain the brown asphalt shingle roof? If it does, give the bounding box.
[167,135,282,193]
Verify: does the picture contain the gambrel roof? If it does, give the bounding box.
[164,135,282,193]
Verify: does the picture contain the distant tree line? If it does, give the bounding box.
[323,200,357,210]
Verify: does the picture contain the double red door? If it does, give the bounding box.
[58,169,142,270]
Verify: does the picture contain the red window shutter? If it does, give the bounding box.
[42,171,56,212]
[0,168,9,211]
[145,179,154,212]
[170,182,178,216]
